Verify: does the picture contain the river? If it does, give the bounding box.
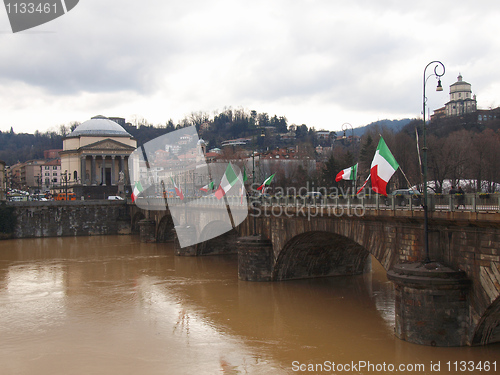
[0,236,498,374]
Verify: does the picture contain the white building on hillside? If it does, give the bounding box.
[445,74,477,116]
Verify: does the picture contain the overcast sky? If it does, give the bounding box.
[1,0,499,134]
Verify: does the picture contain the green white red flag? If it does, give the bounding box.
[257,173,275,191]
[335,163,358,182]
[131,181,143,202]
[370,137,399,196]
[215,163,238,200]
[171,177,184,200]
[199,181,214,192]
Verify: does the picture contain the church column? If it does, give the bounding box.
[111,155,116,185]
[101,155,106,186]
[124,156,130,185]
[91,155,97,185]
[80,156,87,185]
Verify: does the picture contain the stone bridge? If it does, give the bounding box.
[130,200,500,347]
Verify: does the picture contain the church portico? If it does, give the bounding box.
[80,153,131,186]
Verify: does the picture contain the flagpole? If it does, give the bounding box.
[398,166,419,195]
[342,123,355,195]
[223,193,236,229]
[422,61,445,263]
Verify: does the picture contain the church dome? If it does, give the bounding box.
[67,115,132,137]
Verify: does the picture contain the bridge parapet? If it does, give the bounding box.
[253,192,500,214]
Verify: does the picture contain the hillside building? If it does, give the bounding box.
[445,74,477,117]
[432,73,499,123]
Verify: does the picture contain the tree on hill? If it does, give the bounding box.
[321,154,340,188]
[357,133,375,177]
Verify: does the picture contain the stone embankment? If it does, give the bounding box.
[5,201,131,238]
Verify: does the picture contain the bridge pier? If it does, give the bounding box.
[388,262,471,347]
[237,236,273,282]
[175,243,198,256]
[174,225,198,256]
[138,219,156,243]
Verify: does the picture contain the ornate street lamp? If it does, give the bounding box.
[341,122,354,143]
[422,61,445,263]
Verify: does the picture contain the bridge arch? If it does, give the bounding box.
[272,231,370,281]
[472,296,500,345]
[197,220,238,255]
[157,214,175,242]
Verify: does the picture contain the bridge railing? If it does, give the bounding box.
[253,193,500,213]
[133,195,250,208]
[132,193,499,213]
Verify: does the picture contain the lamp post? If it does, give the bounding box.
[341,122,354,147]
[341,123,355,193]
[251,130,265,235]
[422,61,445,263]
[64,170,68,200]
[36,174,41,200]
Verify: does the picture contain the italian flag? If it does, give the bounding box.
[257,173,275,191]
[131,181,143,202]
[171,177,184,200]
[335,163,358,182]
[242,167,248,182]
[200,181,214,192]
[215,163,238,200]
[370,137,399,196]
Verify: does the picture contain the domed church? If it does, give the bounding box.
[445,74,477,116]
[60,115,137,198]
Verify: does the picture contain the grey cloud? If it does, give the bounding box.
[1,0,499,131]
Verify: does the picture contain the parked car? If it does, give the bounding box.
[385,189,421,206]
[107,195,124,200]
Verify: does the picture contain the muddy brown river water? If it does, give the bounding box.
[0,235,498,374]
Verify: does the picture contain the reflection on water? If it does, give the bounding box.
[0,236,498,374]
[4,263,66,334]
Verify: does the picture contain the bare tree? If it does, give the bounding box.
[59,124,69,136]
[470,129,500,192]
[427,130,472,192]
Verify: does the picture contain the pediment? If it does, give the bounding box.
[80,139,136,151]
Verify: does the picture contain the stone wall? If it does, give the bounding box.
[7,201,131,238]
[433,223,500,345]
